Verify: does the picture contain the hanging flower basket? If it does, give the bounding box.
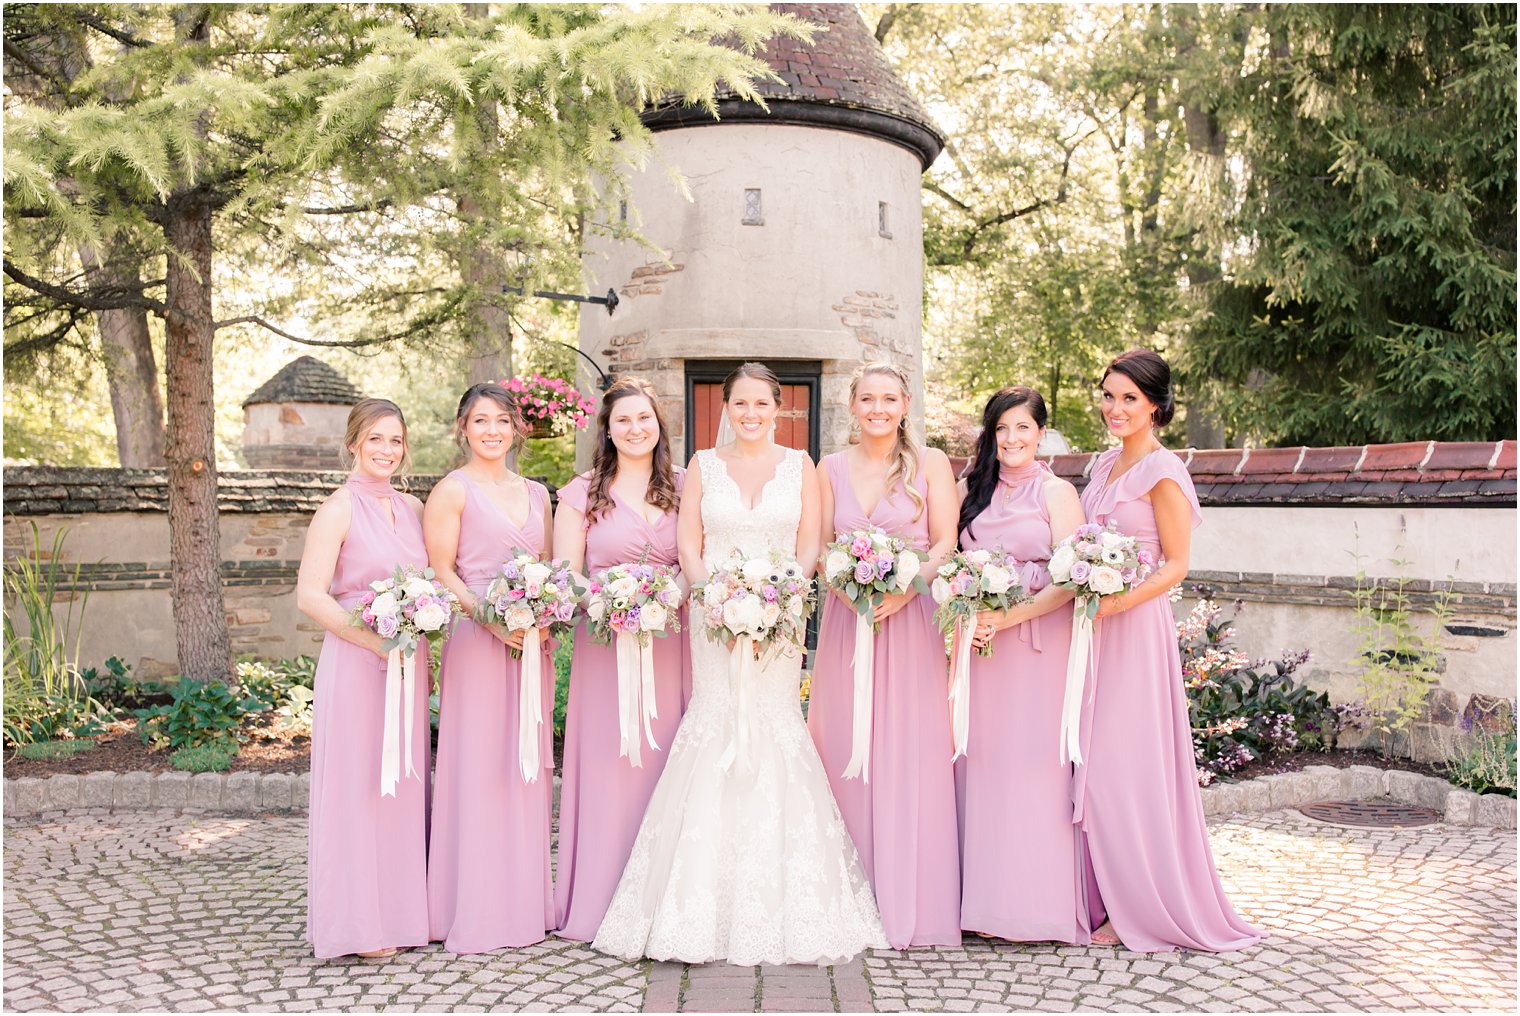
[500,374,597,439]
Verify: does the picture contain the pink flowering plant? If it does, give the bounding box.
[587,561,684,647]
[821,527,928,631]
[929,547,1029,656]
[350,564,462,657]
[479,551,583,659]
[499,374,596,434]
[694,550,816,660]
[1047,520,1153,619]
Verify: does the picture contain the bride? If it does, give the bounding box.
[592,363,886,965]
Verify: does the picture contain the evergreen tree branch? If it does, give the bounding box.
[2,259,166,314]
[68,10,153,50]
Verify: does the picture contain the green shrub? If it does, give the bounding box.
[170,740,237,773]
[14,738,96,760]
[1350,554,1454,757]
[3,522,109,746]
[136,680,262,751]
[1447,709,1518,797]
[82,656,172,712]
[235,656,315,728]
[553,637,573,738]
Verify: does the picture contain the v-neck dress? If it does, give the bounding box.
[427,470,555,953]
[1075,448,1262,953]
[953,462,1100,944]
[306,475,431,958]
[554,468,691,941]
[806,451,962,949]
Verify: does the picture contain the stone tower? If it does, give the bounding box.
[241,356,362,469]
[577,2,944,466]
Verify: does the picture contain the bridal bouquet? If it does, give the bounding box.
[1049,521,1154,765]
[587,562,684,766]
[479,552,583,782]
[694,550,815,775]
[351,565,462,796]
[929,547,1030,762]
[822,527,928,781]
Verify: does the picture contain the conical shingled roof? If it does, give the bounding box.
[242,356,362,408]
[643,3,945,171]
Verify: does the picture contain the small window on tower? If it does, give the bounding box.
[619,200,628,224]
[743,188,763,226]
[878,201,892,239]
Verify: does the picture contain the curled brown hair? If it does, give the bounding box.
[341,398,412,484]
[452,381,526,467]
[850,362,924,521]
[722,361,782,402]
[583,377,679,524]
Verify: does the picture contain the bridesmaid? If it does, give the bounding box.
[953,386,1096,944]
[425,381,556,953]
[807,362,962,949]
[1076,348,1262,952]
[554,377,690,941]
[296,398,430,959]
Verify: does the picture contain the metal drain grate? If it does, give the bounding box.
[1298,800,1442,828]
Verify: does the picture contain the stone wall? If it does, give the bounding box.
[3,440,1514,760]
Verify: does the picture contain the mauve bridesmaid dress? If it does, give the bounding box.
[554,469,691,941]
[307,474,430,959]
[427,472,555,953]
[954,461,1101,944]
[1075,448,1262,952]
[807,451,961,949]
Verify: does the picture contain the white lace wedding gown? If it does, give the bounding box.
[592,447,886,965]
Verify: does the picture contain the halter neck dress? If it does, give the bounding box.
[1076,447,1262,952]
[427,471,555,953]
[806,450,961,949]
[955,461,1100,944]
[306,474,430,958]
[554,468,691,941]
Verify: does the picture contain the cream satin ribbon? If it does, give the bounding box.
[718,636,759,775]
[518,627,544,783]
[841,610,875,782]
[1059,608,1096,765]
[615,630,660,767]
[379,647,419,797]
[948,618,973,762]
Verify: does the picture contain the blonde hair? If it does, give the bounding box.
[341,398,412,484]
[850,362,924,521]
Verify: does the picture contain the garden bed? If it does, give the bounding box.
[3,717,311,779]
[1226,747,1453,786]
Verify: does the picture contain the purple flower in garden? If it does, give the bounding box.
[854,560,876,584]
[1070,560,1092,583]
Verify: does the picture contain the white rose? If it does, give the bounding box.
[931,576,953,604]
[966,549,993,567]
[761,602,781,628]
[1089,565,1125,596]
[642,603,668,632]
[981,564,1012,596]
[658,586,683,608]
[505,605,536,631]
[824,550,851,581]
[369,592,400,618]
[587,597,607,623]
[369,579,390,593]
[787,595,806,616]
[403,576,436,599]
[894,551,921,592]
[1099,531,1124,551]
[522,561,552,584]
[412,602,448,631]
[703,582,727,607]
[740,558,771,585]
[609,575,640,599]
[1048,544,1076,583]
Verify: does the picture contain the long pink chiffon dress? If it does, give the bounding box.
[427,472,555,953]
[554,469,691,941]
[807,452,961,949]
[1075,448,1262,952]
[307,474,431,959]
[954,461,1101,944]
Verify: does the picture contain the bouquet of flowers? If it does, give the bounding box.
[479,552,583,782]
[350,565,462,796]
[694,550,815,774]
[586,562,684,765]
[821,527,928,781]
[499,374,597,436]
[1049,520,1154,765]
[929,546,1030,762]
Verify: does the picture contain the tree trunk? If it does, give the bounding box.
[458,2,513,384]
[162,191,232,684]
[77,242,166,466]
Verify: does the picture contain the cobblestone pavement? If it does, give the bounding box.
[3,807,1514,1012]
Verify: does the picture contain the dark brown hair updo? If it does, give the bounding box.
[1102,348,1175,427]
[452,381,526,466]
[584,377,678,524]
[342,398,413,482]
[957,386,1048,544]
[722,361,782,403]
